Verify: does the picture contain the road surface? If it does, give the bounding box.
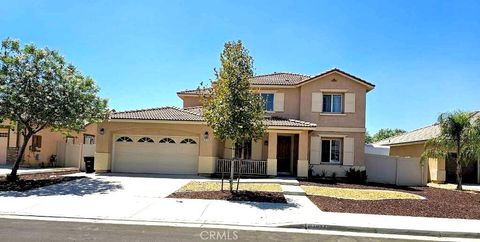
[0,218,449,242]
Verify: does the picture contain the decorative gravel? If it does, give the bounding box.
[301,185,423,200]
[301,181,480,219]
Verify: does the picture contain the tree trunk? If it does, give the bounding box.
[456,139,463,191]
[8,132,33,181]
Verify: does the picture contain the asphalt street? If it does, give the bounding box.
[0,218,450,242]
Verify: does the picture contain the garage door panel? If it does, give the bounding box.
[113,135,199,174]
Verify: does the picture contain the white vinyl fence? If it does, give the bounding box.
[56,142,95,170]
[365,154,428,186]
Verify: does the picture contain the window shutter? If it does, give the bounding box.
[274,93,284,112]
[310,136,321,164]
[343,137,355,165]
[311,92,323,112]
[344,93,356,113]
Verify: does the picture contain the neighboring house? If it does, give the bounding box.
[95,68,374,177]
[0,121,96,168]
[376,111,480,184]
[365,144,390,156]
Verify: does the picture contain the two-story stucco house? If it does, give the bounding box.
[94,68,374,177]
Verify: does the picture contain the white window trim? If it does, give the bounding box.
[322,94,343,113]
[320,138,343,164]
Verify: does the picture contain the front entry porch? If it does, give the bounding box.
[267,130,309,177]
[212,130,310,178]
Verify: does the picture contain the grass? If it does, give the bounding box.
[177,181,282,193]
[301,185,423,200]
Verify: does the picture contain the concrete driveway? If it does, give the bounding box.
[0,173,322,226]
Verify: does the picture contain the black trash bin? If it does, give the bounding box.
[84,156,95,173]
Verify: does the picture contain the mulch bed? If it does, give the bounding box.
[0,171,82,192]
[168,190,287,203]
[300,180,480,219]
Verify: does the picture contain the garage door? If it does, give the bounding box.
[112,135,199,174]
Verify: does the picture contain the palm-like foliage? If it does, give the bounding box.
[421,111,480,190]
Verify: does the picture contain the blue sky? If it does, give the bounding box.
[1,0,479,133]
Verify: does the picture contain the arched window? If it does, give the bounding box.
[159,138,176,144]
[138,137,154,143]
[180,138,197,144]
[116,136,133,142]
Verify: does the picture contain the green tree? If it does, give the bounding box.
[0,38,108,181]
[201,40,265,192]
[365,131,373,144]
[421,111,480,190]
[372,128,406,142]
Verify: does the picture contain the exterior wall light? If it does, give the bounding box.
[203,131,209,141]
[99,128,105,135]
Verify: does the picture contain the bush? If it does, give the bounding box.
[345,168,367,184]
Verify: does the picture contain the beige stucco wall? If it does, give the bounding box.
[95,121,220,172]
[10,123,97,166]
[299,73,367,128]
[180,96,202,108]
[390,143,425,158]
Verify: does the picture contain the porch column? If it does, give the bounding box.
[297,130,309,178]
[267,132,277,176]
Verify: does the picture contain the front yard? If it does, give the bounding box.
[168,181,286,203]
[301,181,480,219]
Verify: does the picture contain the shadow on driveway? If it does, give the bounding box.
[0,177,123,197]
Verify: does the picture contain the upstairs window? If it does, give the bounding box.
[323,94,342,113]
[260,93,274,112]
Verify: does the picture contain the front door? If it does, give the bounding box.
[277,136,292,174]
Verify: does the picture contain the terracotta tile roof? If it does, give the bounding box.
[110,106,316,128]
[110,107,204,121]
[376,111,480,146]
[264,116,317,128]
[182,106,203,115]
[177,68,374,95]
[249,72,311,86]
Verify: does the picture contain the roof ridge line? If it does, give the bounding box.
[253,72,311,78]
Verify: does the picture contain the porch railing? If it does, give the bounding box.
[215,159,267,176]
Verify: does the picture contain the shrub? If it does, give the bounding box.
[345,168,367,184]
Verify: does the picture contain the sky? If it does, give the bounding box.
[1,0,479,133]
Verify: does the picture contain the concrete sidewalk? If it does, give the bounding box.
[0,174,478,239]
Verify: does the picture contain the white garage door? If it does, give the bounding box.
[112,135,199,174]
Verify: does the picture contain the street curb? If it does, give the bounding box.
[280,223,480,239]
[1,213,478,239]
